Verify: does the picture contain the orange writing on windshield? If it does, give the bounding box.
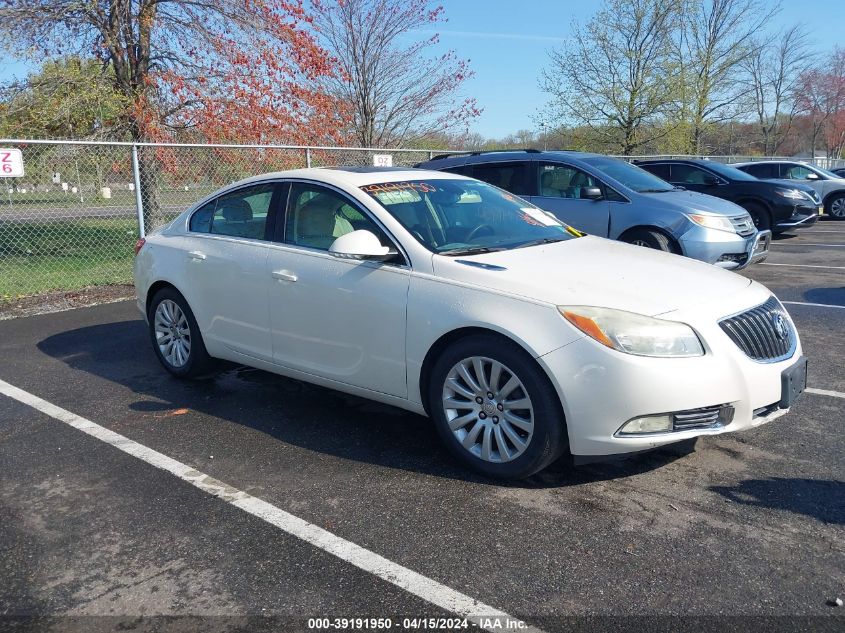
[362,182,438,195]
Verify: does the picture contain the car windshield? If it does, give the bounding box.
[360,179,582,254]
[812,166,841,179]
[703,161,757,181]
[581,156,674,193]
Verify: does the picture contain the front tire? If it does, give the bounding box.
[428,334,567,479]
[148,287,214,378]
[622,228,674,252]
[743,203,772,231]
[826,193,845,220]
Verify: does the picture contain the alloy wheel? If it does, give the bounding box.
[831,197,845,218]
[154,299,192,368]
[441,356,534,463]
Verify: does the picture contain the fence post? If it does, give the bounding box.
[131,144,146,238]
[429,151,434,160]
[306,148,312,168]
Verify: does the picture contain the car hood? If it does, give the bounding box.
[432,236,752,316]
[638,189,747,216]
[761,179,818,193]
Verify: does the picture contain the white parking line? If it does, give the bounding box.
[806,387,845,400]
[781,301,845,310]
[772,243,845,247]
[0,378,539,633]
[759,263,845,270]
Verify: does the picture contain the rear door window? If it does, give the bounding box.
[640,163,670,180]
[471,161,533,196]
[669,164,714,185]
[209,183,276,240]
[740,163,776,179]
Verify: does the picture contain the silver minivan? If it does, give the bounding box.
[417,150,770,270]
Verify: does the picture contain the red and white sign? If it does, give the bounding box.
[0,148,24,177]
[373,154,393,167]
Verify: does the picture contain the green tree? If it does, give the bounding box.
[539,0,682,156]
[0,57,130,139]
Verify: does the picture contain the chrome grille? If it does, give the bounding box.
[673,404,734,431]
[729,215,755,237]
[719,296,794,361]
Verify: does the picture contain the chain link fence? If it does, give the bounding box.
[1,140,844,304]
[0,140,437,302]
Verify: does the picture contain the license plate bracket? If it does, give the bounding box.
[780,356,808,408]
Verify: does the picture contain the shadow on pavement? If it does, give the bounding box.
[803,287,845,307]
[710,477,845,525]
[37,319,695,489]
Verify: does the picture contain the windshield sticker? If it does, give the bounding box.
[519,207,561,227]
[361,182,438,195]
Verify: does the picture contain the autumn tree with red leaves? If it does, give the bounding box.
[312,0,480,148]
[0,0,347,225]
[796,49,845,160]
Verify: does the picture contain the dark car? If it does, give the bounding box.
[634,159,820,233]
[731,160,845,220]
[831,167,845,178]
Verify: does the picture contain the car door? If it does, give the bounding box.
[181,182,281,362]
[265,181,410,397]
[527,161,610,235]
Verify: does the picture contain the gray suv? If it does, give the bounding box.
[416,150,770,270]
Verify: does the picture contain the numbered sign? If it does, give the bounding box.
[0,149,24,177]
[373,154,393,167]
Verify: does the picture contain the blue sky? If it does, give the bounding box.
[1,0,842,139]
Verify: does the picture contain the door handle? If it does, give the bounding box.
[271,270,297,282]
[188,251,206,260]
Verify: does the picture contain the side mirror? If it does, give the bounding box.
[702,174,720,186]
[806,172,820,180]
[329,230,392,260]
[581,186,603,200]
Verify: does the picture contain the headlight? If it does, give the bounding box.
[687,213,735,233]
[558,306,704,357]
[774,188,807,200]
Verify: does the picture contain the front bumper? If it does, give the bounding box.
[678,224,769,270]
[537,288,802,458]
[774,207,820,230]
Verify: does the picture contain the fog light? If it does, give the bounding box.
[617,414,673,435]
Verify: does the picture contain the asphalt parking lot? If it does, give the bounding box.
[1,222,843,632]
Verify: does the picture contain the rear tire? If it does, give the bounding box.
[826,193,845,220]
[148,287,214,378]
[427,334,567,479]
[743,203,772,231]
[622,228,674,252]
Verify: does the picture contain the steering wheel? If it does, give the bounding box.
[466,224,495,242]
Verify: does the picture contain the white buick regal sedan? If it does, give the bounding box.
[134,167,807,479]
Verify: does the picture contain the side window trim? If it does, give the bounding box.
[277,179,409,267]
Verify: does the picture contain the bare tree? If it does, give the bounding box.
[539,0,681,156]
[743,25,814,155]
[678,0,778,153]
[312,0,479,148]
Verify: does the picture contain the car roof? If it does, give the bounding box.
[731,160,803,167]
[635,158,719,167]
[223,166,469,190]
[420,149,604,167]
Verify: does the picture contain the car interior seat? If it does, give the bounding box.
[214,198,265,239]
[295,195,354,249]
[541,169,576,197]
